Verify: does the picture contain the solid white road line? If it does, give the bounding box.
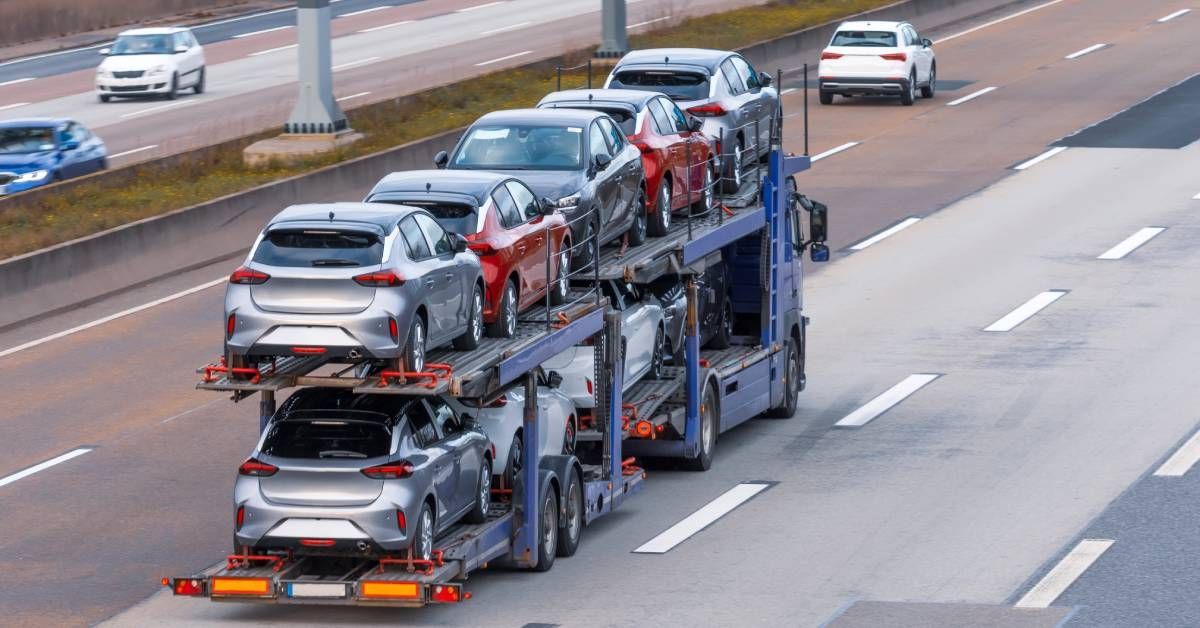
[633,483,771,553]
[249,44,298,57]
[1013,146,1067,170]
[0,277,225,360]
[0,448,93,488]
[629,16,671,29]
[333,56,382,71]
[781,88,797,95]
[340,5,392,17]
[192,5,295,30]
[935,0,1066,44]
[481,21,532,35]
[336,91,372,102]
[0,102,30,112]
[358,20,414,33]
[1065,43,1107,60]
[1157,9,1191,22]
[1097,227,1165,260]
[0,77,34,87]
[1193,191,1200,200]
[1016,539,1114,608]
[947,86,997,106]
[232,25,293,38]
[457,1,504,12]
[475,50,533,66]
[109,144,159,159]
[835,374,940,428]
[850,217,921,251]
[119,100,197,119]
[1155,430,1200,477]
[984,290,1066,332]
[811,141,859,162]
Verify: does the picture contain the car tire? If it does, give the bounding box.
[550,244,570,306]
[453,284,484,350]
[556,469,583,557]
[488,280,518,338]
[627,187,648,246]
[692,163,714,214]
[900,71,916,106]
[412,502,434,561]
[562,415,576,455]
[819,91,834,105]
[682,382,717,471]
[531,488,558,572]
[503,433,522,489]
[647,179,671,237]
[98,94,111,103]
[464,456,491,524]
[194,67,206,94]
[404,315,426,373]
[920,63,936,99]
[649,326,665,379]
[765,337,801,418]
[721,137,744,194]
[165,73,179,100]
[708,299,733,350]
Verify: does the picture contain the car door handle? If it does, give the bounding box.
[423,278,436,288]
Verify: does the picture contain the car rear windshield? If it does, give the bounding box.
[609,70,710,101]
[252,229,384,267]
[831,30,898,47]
[0,127,57,154]
[261,414,392,459]
[376,200,479,235]
[453,125,583,171]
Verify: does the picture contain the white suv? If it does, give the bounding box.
[817,21,935,106]
[96,27,206,102]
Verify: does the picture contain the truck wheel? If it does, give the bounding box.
[465,457,491,524]
[488,280,518,338]
[648,179,671,236]
[453,284,484,350]
[683,383,717,471]
[765,338,800,418]
[532,488,558,571]
[556,470,583,557]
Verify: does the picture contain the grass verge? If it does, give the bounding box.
[0,0,893,259]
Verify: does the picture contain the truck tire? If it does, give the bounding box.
[531,488,558,571]
[765,338,800,418]
[683,382,717,471]
[556,469,583,557]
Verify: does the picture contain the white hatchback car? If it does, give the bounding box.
[96,27,206,102]
[817,20,935,106]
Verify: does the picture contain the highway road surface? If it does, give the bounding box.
[0,0,760,165]
[2,0,1200,626]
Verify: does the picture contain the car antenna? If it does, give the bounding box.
[426,182,432,192]
[328,211,335,222]
[664,56,670,64]
[588,93,594,102]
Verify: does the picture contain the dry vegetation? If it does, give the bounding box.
[0,0,893,259]
[0,0,251,46]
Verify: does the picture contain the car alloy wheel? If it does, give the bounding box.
[418,508,434,560]
[504,283,517,336]
[563,417,576,454]
[650,327,665,379]
[407,317,426,373]
[701,165,713,211]
[471,288,483,342]
[478,463,491,512]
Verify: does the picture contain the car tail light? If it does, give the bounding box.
[880,52,907,62]
[238,458,278,477]
[226,313,236,340]
[467,242,495,255]
[362,462,414,479]
[488,394,507,408]
[820,51,843,60]
[353,271,404,287]
[229,266,269,285]
[236,505,245,530]
[168,578,203,596]
[396,510,406,534]
[686,103,726,117]
[585,378,593,395]
[299,539,335,547]
[388,318,399,343]
[632,141,653,154]
[430,584,465,603]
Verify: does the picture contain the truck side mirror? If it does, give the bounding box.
[807,200,828,243]
[434,150,449,169]
[810,243,830,263]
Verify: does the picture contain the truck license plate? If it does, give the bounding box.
[287,582,348,598]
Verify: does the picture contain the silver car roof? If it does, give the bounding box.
[614,48,734,73]
[268,202,417,231]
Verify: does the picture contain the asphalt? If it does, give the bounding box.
[1056,72,1200,149]
[2,0,1200,626]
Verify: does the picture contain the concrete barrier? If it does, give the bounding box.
[0,0,1023,329]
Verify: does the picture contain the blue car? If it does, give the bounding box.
[0,118,107,196]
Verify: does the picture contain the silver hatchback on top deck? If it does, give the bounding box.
[224,202,485,373]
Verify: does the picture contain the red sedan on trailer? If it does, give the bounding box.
[366,171,571,338]
[537,89,716,236]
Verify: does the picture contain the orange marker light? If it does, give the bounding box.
[360,581,421,600]
[210,577,271,597]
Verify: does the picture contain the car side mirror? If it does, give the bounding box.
[688,117,703,132]
[593,153,612,171]
[810,243,830,263]
[922,38,933,48]
[758,71,773,87]
[452,233,469,253]
[540,197,557,216]
[434,150,449,169]
[460,413,478,428]
[99,47,111,56]
[808,200,828,243]
[547,370,563,389]
[61,140,80,151]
